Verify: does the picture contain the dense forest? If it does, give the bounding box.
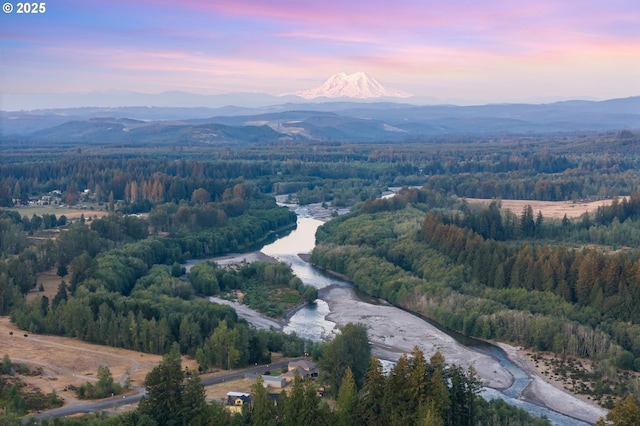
[2,131,640,208]
[310,186,640,407]
[2,129,640,423]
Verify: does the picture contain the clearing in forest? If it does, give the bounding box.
[465,198,618,220]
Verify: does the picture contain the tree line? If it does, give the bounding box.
[5,136,640,211]
[310,188,640,404]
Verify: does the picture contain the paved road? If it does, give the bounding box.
[25,359,297,423]
[201,359,293,387]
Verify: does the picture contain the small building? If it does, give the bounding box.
[284,359,319,382]
[226,392,251,414]
[288,359,318,374]
[283,366,307,383]
[262,375,286,389]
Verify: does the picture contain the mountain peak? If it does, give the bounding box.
[292,72,412,99]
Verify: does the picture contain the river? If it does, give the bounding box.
[256,203,598,425]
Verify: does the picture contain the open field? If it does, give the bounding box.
[205,377,254,404]
[466,197,619,220]
[6,204,111,220]
[0,316,197,406]
[1,305,291,415]
[203,353,295,403]
[28,268,69,302]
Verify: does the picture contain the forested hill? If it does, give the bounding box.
[311,187,640,409]
[2,96,638,145]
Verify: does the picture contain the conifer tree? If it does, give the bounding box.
[383,354,413,425]
[52,280,68,308]
[408,346,428,406]
[139,342,185,425]
[318,322,370,396]
[335,367,357,426]
[357,357,385,426]
[601,395,640,426]
[182,369,206,423]
[282,372,305,426]
[427,367,450,419]
[251,375,276,426]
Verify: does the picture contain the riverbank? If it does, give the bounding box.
[499,343,607,423]
[214,249,608,423]
[211,200,609,424]
[184,251,280,274]
[274,196,348,222]
[206,251,312,331]
[319,284,608,424]
[206,251,279,267]
[208,296,285,331]
[321,286,513,389]
[300,253,357,284]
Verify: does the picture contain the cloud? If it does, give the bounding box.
[2,0,639,100]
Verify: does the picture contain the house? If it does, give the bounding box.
[262,375,286,389]
[225,392,251,413]
[282,366,308,383]
[282,359,319,383]
[288,359,318,378]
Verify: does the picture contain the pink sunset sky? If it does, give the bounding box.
[1,0,639,105]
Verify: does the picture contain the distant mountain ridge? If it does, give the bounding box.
[0,73,414,111]
[2,97,638,147]
[0,91,304,112]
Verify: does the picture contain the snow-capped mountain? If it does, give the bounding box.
[293,72,412,99]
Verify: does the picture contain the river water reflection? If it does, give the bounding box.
[260,211,347,342]
[258,205,591,426]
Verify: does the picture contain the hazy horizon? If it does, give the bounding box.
[1,0,639,109]
[3,88,624,112]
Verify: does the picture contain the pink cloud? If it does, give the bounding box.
[3,0,639,100]
[174,0,640,37]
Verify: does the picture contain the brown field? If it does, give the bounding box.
[465,198,619,220]
[7,204,111,220]
[202,352,291,402]
[205,377,255,404]
[1,303,290,411]
[20,267,293,411]
[0,316,197,405]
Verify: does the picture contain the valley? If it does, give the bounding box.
[4,1,640,424]
[2,101,640,425]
